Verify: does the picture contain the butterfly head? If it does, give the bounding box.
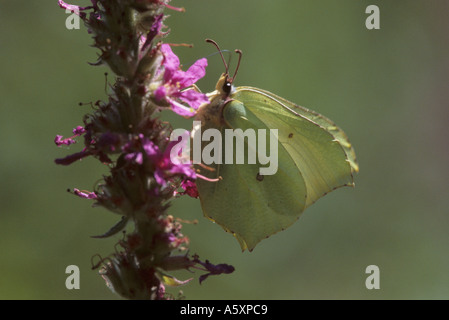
[206,39,242,98]
[215,73,234,97]
[196,40,242,126]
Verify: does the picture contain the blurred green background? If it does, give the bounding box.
[1,0,448,299]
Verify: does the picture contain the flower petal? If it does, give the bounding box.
[178,58,208,88]
[57,0,90,19]
[154,85,167,101]
[181,180,199,198]
[160,44,180,82]
[167,98,197,117]
[154,168,167,186]
[179,89,209,110]
[74,188,97,199]
[124,152,143,164]
[170,164,196,180]
[142,138,160,160]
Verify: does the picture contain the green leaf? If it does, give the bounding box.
[91,216,129,239]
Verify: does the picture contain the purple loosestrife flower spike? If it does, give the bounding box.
[55,0,233,300]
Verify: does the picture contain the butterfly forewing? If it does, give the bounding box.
[235,87,359,174]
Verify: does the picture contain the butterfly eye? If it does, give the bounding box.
[222,81,232,95]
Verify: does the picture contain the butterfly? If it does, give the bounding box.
[192,40,359,251]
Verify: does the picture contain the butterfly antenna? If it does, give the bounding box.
[232,49,243,82]
[206,39,229,75]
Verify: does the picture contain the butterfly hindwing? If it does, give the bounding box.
[195,99,307,251]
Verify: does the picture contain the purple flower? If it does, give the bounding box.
[54,135,75,147]
[58,0,95,20]
[180,180,199,198]
[154,138,196,187]
[123,134,196,187]
[154,44,209,117]
[73,188,97,199]
[54,125,86,147]
[123,134,157,165]
[72,125,86,135]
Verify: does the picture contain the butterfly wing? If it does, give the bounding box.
[194,100,307,251]
[237,87,359,174]
[194,85,357,251]
[231,87,356,208]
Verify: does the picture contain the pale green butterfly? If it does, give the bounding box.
[192,40,359,251]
